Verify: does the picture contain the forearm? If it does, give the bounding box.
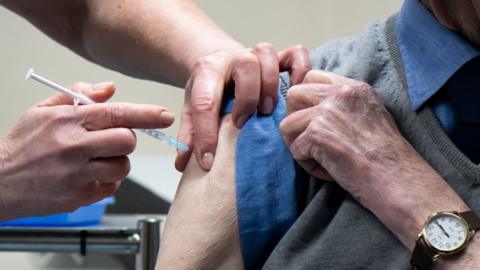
[81,0,242,86]
[365,137,478,269]
[282,70,480,269]
[1,0,242,86]
[437,235,480,269]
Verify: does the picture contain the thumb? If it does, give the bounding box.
[37,82,116,107]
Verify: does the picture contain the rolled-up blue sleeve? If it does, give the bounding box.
[222,79,299,269]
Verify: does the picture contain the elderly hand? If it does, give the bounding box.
[280,70,403,186]
[176,44,311,171]
[280,70,471,251]
[0,82,174,221]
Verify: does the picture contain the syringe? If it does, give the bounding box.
[25,68,189,152]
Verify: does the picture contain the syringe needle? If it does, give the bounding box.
[25,68,189,152]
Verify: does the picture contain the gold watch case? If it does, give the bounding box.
[418,211,475,261]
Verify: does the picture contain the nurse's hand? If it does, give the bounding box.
[0,82,174,221]
[176,44,311,171]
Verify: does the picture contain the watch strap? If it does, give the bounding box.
[411,211,479,269]
[411,237,433,270]
[459,211,480,231]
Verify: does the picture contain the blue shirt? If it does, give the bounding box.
[222,81,299,269]
[232,1,480,268]
[397,0,479,132]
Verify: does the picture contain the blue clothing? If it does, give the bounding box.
[397,0,479,132]
[231,1,480,268]
[222,82,298,269]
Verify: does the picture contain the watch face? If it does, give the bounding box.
[424,213,469,252]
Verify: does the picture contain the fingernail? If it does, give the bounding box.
[93,82,114,91]
[261,97,274,114]
[235,114,249,128]
[161,111,175,124]
[202,152,214,169]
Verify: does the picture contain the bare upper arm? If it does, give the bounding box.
[156,115,243,270]
[1,0,87,54]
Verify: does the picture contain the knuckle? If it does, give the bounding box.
[50,107,75,123]
[302,70,319,82]
[304,70,317,77]
[308,117,322,130]
[279,119,290,136]
[193,55,222,72]
[286,85,304,101]
[303,61,313,71]
[236,52,259,68]
[306,119,324,140]
[291,44,308,53]
[191,95,216,113]
[293,64,311,73]
[289,45,310,63]
[108,103,124,127]
[340,85,364,102]
[361,83,376,97]
[351,81,371,92]
[255,42,277,54]
[53,136,73,156]
[342,85,356,94]
[319,100,336,113]
[58,138,82,157]
[291,147,304,161]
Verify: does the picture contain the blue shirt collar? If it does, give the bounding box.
[397,0,479,110]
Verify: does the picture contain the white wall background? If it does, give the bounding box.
[0,0,402,269]
[0,0,402,156]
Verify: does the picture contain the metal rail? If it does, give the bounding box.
[0,215,162,270]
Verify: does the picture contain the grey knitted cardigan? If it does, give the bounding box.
[262,15,480,270]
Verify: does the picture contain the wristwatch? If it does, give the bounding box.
[410,211,480,270]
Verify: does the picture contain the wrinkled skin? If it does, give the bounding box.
[177,44,311,171]
[421,0,480,46]
[0,83,174,221]
[280,70,479,268]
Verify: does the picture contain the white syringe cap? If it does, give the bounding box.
[25,68,34,80]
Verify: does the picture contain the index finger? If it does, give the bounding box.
[280,107,319,146]
[286,83,341,115]
[78,103,175,130]
[278,45,310,85]
[252,43,280,115]
[189,68,224,170]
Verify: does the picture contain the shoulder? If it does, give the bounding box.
[309,18,395,88]
[282,16,405,110]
